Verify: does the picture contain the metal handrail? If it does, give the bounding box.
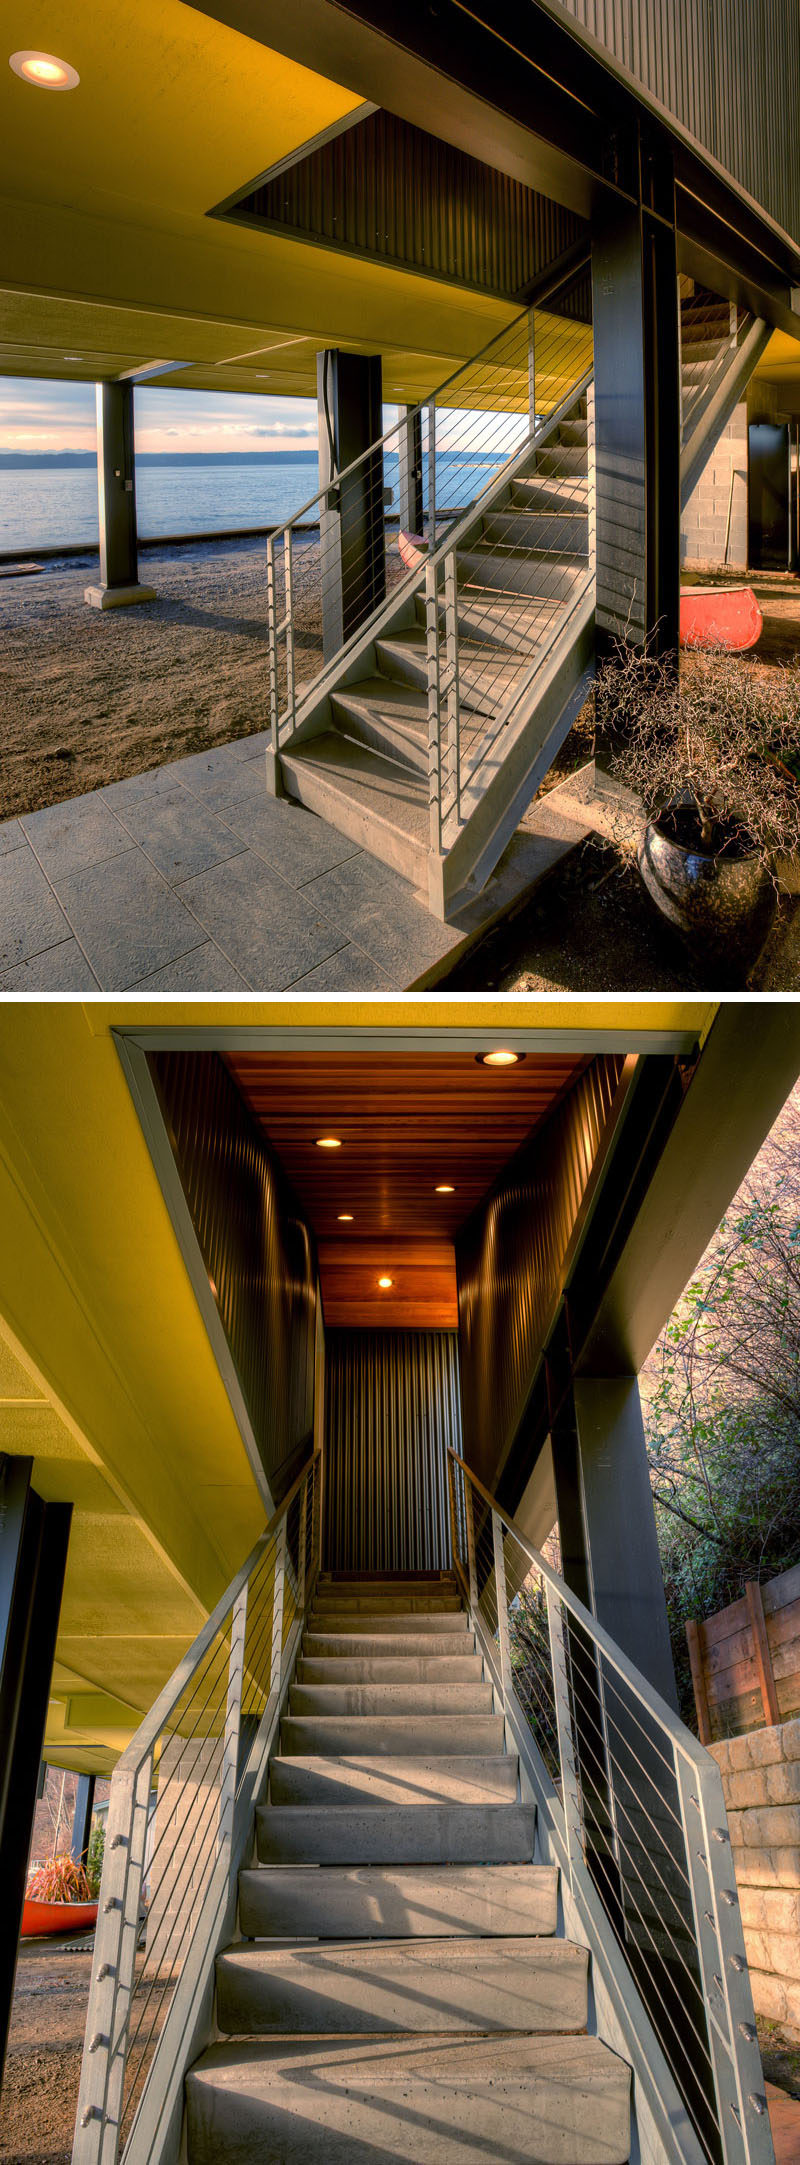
[446,1446,774,2165]
[72,1447,322,2165]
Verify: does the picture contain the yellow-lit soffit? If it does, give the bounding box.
[0,0,520,401]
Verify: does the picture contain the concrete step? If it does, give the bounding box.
[303,1629,476,1658]
[268,1754,519,1806]
[254,1800,535,1864]
[511,473,589,513]
[238,1861,559,1938]
[296,1654,483,1684]
[279,735,429,888]
[329,678,429,775]
[280,1713,505,1756]
[376,623,527,715]
[556,417,589,446]
[288,1681,493,1717]
[412,584,560,658]
[481,507,589,552]
[306,1610,469,1635]
[455,545,586,602]
[313,1590,463,1614]
[186,2033,630,2164]
[216,1935,588,2035]
[534,443,587,475]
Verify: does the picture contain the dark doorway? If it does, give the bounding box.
[748,420,791,568]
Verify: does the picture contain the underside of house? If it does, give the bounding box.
[4,3,800,917]
[1,998,800,2164]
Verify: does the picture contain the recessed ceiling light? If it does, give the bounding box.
[63,353,83,362]
[477,1049,524,1067]
[378,1275,393,1290]
[10,50,80,89]
[337,1212,354,1222]
[316,1136,342,1149]
[435,1183,455,1193]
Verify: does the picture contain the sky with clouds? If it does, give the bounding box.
[0,377,319,454]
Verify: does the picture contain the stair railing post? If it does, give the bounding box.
[425,556,443,853]
[297,1475,309,1614]
[528,304,536,426]
[284,530,296,730]
[546,1581,582,1890]
[446,1452,463,1590]
[465,1477,479,1617]
[444,549,461,821]
[74,1746,153,2164]
[491,1509,512,1711]
[269,1520,288,1700]
[266,533,280,752]
[675,1750,772,2165]
[218,1587,247,1859]
[427,398,436,542]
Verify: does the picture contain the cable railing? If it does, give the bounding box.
[72,1448,321,2165]
[446,1447,774,2165]
[266,250,592,752]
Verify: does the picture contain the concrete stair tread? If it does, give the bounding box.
[238,1861,559,1938]
[254,1800,536,1865]
[281,734,429,880]
[268,1754,519,1805]
[377,625,529,711]
[296,1654,483,1682]
[303,1631,476,1656]
[308,1610,469,1633]
[313,1590,463,1613]
[186,2033,631,2164]
[215,1936,589,2036]
[289,1681,493,1714]
[280,1714,505,1755]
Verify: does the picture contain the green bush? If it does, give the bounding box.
[86,1820,105,1897]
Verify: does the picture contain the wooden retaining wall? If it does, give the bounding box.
[686,1561,800,1744]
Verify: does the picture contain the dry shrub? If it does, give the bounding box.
[597,642,800,869]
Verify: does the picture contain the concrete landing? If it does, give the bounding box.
[0,729,589,992]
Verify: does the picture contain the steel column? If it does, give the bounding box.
[563,1374,678,1711]
[0,1456,72,2095]
[316,349,385,656]
[71,1774,97,1868]
[85,382,155,610]
[591,141,681,657]
[397,404,424,535]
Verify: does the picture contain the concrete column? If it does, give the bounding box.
[85,381,156,611]
[591,161,680,657]
[317,350,385,658]
[396,404,424,536]
[553,1374,677,1710]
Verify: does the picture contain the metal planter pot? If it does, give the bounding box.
[638,814,775,982]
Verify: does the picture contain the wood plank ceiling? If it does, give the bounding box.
[227,1052,585,1328]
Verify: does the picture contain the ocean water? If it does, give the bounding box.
[0,449,510,555]
[0,460,321,555]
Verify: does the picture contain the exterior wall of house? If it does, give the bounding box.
[323,1329,460,1574]
[680,402,749,570]
[710,1719,800,2040]
[546,0,800,245]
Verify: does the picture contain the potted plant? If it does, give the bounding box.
[596,642,800,981]
[22,1853,99,1938]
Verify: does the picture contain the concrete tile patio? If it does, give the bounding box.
[0,731,461,992]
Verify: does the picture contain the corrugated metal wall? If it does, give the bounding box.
[551,0,800,245]
[149,1052,317,1503]
[456,1056,625,1494]
[228,108,584,301]
[323,1330,461,1572]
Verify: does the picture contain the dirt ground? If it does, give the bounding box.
[3,1940,799,2164]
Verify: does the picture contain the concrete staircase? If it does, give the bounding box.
[278,397,592,906]
[185,1572,631,2164]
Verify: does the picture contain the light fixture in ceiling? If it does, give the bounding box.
[315,1136,342,1149]
[377,1275,393,1290]
[477,1049,524,1068]
[10,50,80,88]
[337,1212,354,1222]
[435,1183,455,1193]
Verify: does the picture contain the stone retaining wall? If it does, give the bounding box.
[710,1717,800,2038]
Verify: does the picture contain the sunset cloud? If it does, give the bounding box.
[0,377,317,455]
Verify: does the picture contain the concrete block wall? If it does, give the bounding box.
[710,1718,800,2037]
[680,401,748,570]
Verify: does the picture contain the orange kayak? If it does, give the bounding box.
[21,1897,98,1937]
[680,585,762,651]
